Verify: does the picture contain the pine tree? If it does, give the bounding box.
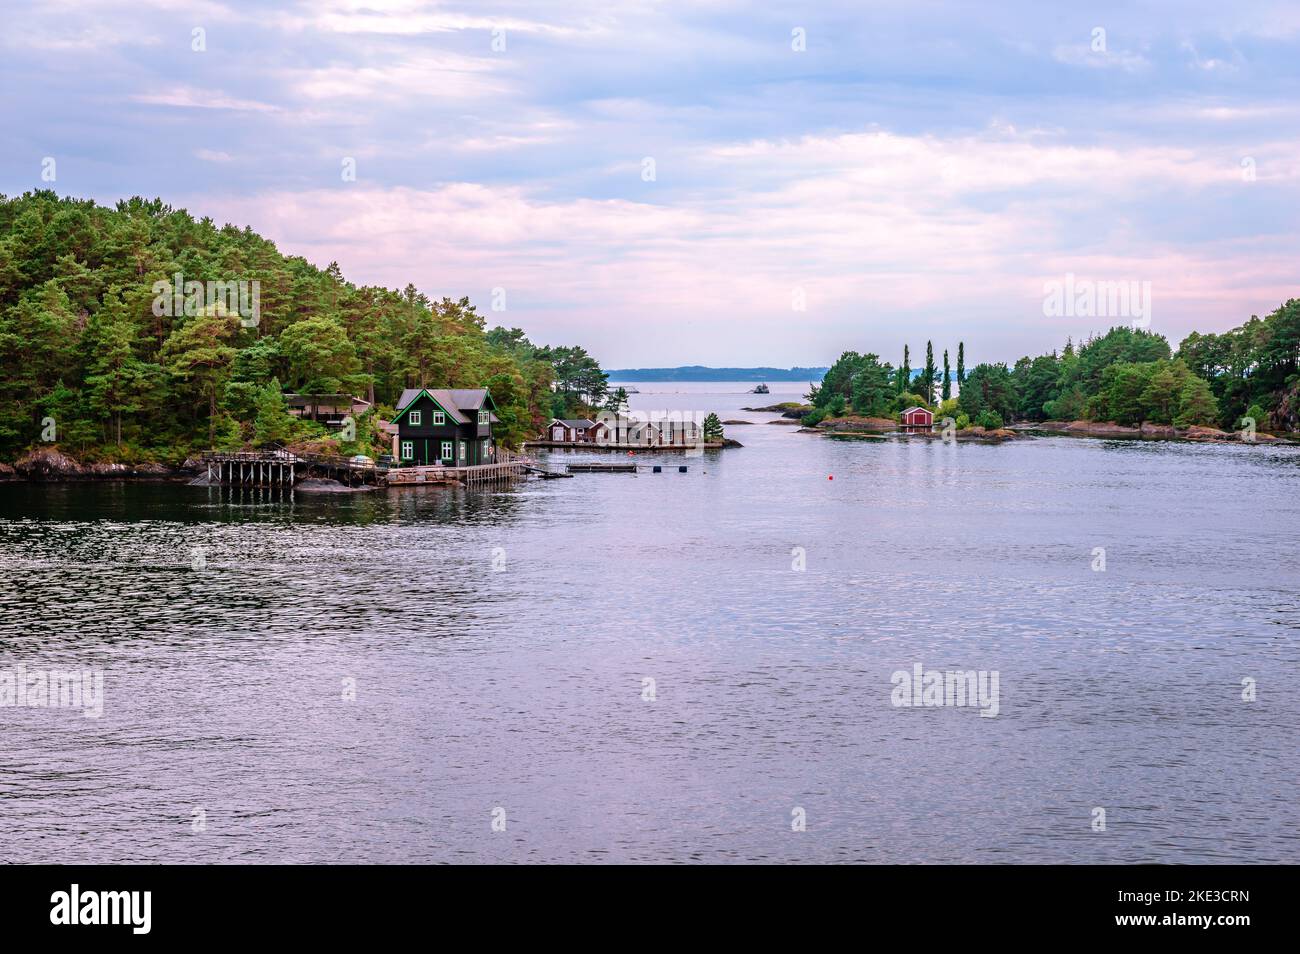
[942,350,951,401]
[703,412,724,441]
[252,378,296,446]
[923,341,937,405]
[83,291,156,446]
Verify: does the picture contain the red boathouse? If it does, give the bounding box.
[900,406,934,432]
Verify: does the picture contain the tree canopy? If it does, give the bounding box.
[0,191,608,461]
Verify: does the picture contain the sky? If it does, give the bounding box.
[3,0,1299,368]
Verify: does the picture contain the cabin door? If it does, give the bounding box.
[552,425,565,441]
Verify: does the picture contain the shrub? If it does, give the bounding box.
[975,409,1004,430]
[1243,403,1268,432]
[955,412,971,430]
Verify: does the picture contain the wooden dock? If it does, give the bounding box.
[204,450,527,489]
[567,462,638,473]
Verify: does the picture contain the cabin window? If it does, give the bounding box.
[478,410,489,425]
[433,411,445,425]
[440,440,453,461]
[408,410,421,426]
[458,442,466,462]
[481,439,489,458]
[400,441,414,461]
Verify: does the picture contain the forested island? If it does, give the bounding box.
[804,316,1299,439]
[0,192,617,471]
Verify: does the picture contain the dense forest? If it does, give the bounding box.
[0,192,613,464]
[808,306,1300,433]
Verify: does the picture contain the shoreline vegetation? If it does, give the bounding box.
[798,316,1300,445]
[0,192,694,475]
[3,192,1296,484]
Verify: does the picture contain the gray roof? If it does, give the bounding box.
[395,388,498,424]
[552,418,596,428]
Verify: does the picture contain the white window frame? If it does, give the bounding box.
[408,410,421,426]
[458,441,466,463]
[440,440,453,462]
[400,440,414,461]
[478,410,489,425]
[433,411,445,425]
[481,438,489,458]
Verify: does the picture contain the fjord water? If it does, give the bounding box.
[1,383,1297,864]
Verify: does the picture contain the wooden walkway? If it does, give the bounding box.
[567,462,637,473]
[203,450,526,488]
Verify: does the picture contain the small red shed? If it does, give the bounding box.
[900,406,934,432]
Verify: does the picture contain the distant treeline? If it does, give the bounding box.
[608,365,828,382]
[809,314,1300,433]
[0,192,614,463]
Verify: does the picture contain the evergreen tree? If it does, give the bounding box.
[83,291,157,446]
[956,342,965,386]
[703,412,724,441]
[923,340,937,405]
[898,344,911,394]
[942,349,951,401]
[252,378,296,446]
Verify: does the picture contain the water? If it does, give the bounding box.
[1,383,1297,864]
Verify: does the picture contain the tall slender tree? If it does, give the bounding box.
[956,342,966,387]
[942,349,952,401]
[898,344,911,394]
[923,341,937,405]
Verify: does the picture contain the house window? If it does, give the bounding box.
[440,440,453,462]
[433,411,445,425]
[481,439,489,458]
[400,441,414,461]
[458,442,466,463]
[478,410,489,425]
[408,410,421,426]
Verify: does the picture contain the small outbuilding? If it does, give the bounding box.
[900,406,934,432]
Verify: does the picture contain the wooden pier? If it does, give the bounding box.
[203,450,382,487]
[203,449,531,489]
[567,462,638,473]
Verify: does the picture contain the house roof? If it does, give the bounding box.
[394,387,500,424]
[551,418,595,428]
[284,393,370,410]
[901,406,932,415]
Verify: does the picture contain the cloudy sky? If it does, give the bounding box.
[4,0,1298,367]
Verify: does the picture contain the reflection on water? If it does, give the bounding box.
[1,385,1298,863]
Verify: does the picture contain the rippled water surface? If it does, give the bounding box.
[2,384,1298,863]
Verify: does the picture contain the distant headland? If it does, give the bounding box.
[607,366,828,382]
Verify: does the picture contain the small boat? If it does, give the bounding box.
[750,383,770,394]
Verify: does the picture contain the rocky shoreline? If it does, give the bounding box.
[789,415,1295,445]
[1015,420,1296,444]
[0,448,200,482]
